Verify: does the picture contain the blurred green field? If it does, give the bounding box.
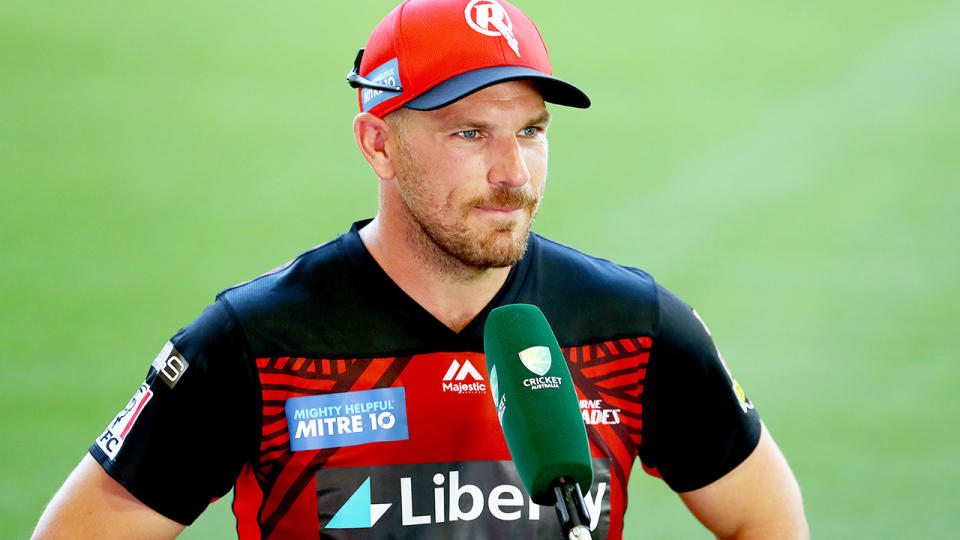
[2,0,958,537]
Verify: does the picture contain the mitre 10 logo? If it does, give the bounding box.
[316,460,611,538]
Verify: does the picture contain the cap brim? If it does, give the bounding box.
[404,65,590,111]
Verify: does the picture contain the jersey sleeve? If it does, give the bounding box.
[638,284,761,493]
[89,299,261,525]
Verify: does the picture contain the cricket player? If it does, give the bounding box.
[34,0,808,538]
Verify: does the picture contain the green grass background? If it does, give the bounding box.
[3,0,958,537]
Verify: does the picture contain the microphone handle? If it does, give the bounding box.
[553,477,592,540]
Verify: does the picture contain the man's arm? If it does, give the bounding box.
[32,454,185,540]
[679,424,809,539]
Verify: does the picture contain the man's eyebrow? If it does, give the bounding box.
[441,110,552,131]
[527,110,551,126]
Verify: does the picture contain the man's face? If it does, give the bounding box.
[388,80,550,270]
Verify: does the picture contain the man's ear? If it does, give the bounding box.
[353,112,396,181]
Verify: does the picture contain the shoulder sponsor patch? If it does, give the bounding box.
[693,309,755,413]
[151,341,188,389]
[716,350,755,413]
[286,387,409,451]
[731,376,754,413]
[96,383,153,460]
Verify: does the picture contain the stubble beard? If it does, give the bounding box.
[393,141,540,274]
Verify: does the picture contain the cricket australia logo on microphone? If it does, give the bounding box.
[518,346,562,390]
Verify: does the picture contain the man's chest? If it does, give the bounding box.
[248,341,649,539]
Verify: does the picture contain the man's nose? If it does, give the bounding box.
[488,137,531,188]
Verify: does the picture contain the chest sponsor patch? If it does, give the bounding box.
[314,459,611,538]
[441,358,488,395]
[286,387,409,451]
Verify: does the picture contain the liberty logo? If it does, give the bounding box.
[320,464,611,534]
[326,478,392,529]
[518,346,551,376]
[465,0,520,57]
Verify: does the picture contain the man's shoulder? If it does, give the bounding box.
[522,234,660,342]
[212,233,366,350]
[533,234,656,295]
[207,224,409,356]
[218,235,349,309]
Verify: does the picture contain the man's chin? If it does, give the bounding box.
[471,229,531,268]
[417,214,533,270]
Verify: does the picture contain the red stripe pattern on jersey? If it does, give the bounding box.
[253,355,411,539]
[565,336,652,537]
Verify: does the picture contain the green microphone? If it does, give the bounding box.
[484,304,594,539]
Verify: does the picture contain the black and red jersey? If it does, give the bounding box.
[90,220,761,539]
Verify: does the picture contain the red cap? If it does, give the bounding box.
[349,0,590,117]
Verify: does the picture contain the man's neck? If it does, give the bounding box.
[358,216,512,333]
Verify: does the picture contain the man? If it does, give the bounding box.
[33,0,808,538]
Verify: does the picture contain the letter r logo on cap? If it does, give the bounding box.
[465,0,520,56]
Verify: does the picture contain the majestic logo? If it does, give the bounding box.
[442,359,487,395]
[464,0,521,57]
[518,346,551,376]
[96,383,153,460]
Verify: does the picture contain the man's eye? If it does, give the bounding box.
[458,130,479,139]
[520,127,540,137]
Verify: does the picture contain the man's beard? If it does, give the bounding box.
[393,142,540,272]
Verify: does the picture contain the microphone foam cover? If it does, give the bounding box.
[484,304,593,504]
